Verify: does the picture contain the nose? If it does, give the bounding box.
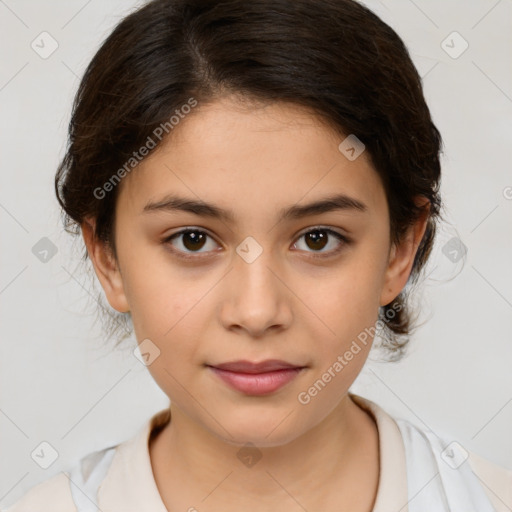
[218,246,293,338]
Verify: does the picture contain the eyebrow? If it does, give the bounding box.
[142,192,368,223]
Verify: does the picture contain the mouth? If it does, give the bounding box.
[205,359,307,395]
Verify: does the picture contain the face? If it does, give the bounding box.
[83,95,427,447]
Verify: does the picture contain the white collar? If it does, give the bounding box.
[96,393,408,511]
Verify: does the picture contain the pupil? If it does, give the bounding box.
[181,230,329,253]
[307,230,327,251]
[183,231,205,251]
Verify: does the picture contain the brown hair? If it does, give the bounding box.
[55,0,443,360]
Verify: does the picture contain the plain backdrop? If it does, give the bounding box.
[1,0,511,507]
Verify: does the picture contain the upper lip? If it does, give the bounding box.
[208,359,305,374]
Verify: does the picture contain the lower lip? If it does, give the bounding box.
[208,366,304,395]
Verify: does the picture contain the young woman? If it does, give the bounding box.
[4,0,511,511]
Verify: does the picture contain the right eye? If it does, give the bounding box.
[162,228,221,260]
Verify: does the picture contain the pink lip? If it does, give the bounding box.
[210,359,302,373]
[207,360,306,395]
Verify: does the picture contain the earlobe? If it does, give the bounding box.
[81,218,130,313]
[380,199,430,307]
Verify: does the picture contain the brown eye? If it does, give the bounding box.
[304,230,329,251]
[164,228,219,259]
[163,226,350,261]
[181,230,207,251]
[293,227,349,258]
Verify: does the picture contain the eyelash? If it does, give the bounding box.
[162,226,351,261]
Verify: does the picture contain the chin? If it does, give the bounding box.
[208,409,306,448]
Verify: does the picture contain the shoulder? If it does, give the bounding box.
[396,416,512,510]
[2,408,169,512]
[468,450,512,512]
[1,471,76,512]
[349,393,511,509]
[1,444,118,512]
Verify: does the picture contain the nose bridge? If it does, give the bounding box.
[234,234,281,300]
[234,239,275,291]
[220,235,291,334]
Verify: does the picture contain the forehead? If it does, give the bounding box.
[117,96,387,221]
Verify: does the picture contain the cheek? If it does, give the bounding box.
[127,270,212,398]
[128,268,205,342]
[121,245,220,365]
[117,235,184,332]
[304,253,386,338]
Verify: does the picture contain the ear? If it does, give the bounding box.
[380,197,430,307]
[81,217,130,313]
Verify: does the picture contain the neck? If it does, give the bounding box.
[149,393,380,511]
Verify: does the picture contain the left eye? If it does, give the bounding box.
[163,227,349,259]
[292,227,349,257]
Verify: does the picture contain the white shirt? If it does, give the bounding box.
[3,393,511,511]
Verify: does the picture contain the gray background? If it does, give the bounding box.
[1,0,511,507]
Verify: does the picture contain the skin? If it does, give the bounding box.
[82,95,429,511]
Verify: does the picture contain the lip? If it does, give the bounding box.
[209,359,303,373]
[206,360,306,395]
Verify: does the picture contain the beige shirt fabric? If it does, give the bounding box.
[3,393,511,511]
